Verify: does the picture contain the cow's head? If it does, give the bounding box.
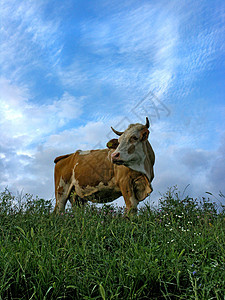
[107,117,150,169]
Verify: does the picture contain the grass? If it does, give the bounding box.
[0,187,224,299]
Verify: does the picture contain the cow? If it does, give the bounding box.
[53,117,155,214]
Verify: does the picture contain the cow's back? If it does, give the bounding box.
[74,149,114,187]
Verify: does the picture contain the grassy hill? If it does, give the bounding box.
[0,188,224,299]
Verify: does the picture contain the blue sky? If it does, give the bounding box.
[0,0,224,207]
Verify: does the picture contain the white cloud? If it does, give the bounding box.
[0,1,62,81]
[57,2,179,103]
[57,61,90,89]
[150,129,225,205]
[0,78,83,149]
[45,121,112,155]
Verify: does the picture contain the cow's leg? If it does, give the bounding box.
[70,196,87,208]
[119,182,138,215]
[68,188,87,209]
[126,195,138,215]
[54,186,68,214]
[69,190,76,208]
[69,193,80,208]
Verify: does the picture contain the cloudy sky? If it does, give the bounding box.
[0,0,224,207]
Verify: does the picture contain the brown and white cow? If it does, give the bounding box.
[54,117,155,213]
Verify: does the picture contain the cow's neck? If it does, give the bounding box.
[128,161,147,179]
[127,141,150,182]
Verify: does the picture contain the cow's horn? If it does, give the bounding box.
[111,127,124,136]
[145,117,150,128]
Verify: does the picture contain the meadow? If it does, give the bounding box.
[0,187,224,299]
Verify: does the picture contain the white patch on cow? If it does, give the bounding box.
[73,162,78,173]
[111,123,154,185]
[73,177,120,203]
[58,176,69,196]
[56,176,71,211]
[76,181,104,197]
[108,149,114,161]
[78,150,91,155]
[142,141,155,182]
[112,126,149,177]
[125,142,146,176]
[58,176,66,190]
[57,162,79,200]
[69,163,79,193]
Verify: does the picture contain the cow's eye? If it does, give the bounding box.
[130,135,138,143]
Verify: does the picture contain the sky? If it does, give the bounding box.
[0,0,224,208]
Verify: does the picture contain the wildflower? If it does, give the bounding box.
[192,271,197,275]
[211,261,218,268]
[197,216,200,219]
[209,223,213,227]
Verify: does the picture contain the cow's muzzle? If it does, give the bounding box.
[111,152,123,164]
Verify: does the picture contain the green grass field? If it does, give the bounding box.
[0,188,224,299]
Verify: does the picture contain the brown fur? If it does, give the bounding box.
[54,148,152,213]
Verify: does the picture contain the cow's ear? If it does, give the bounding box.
[140,128,149,141]
[107,139,119,149]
